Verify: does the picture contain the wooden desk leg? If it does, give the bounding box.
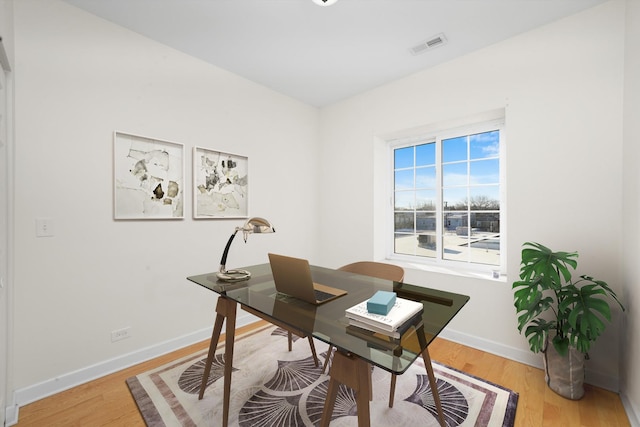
[222,298,237,427]
[320,351,371,427]
[196,296,237,427]
[198,305,225,400]
[422,346,446,427]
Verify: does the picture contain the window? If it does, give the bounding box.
[391,120,504,270]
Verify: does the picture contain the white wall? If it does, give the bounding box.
[0,0,15,422]
[0,0,14,423]
[10,0,320,398]
[319,0,627,391]
[621,0,640,424]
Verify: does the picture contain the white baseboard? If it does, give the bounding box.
[5,317,628,426]
[438,328,542,367]
[4,403,18,427]
[438,328,620,392]
[622,393,640,427]
[6,311,258,426]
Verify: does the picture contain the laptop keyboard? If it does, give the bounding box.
[314,289,335,302]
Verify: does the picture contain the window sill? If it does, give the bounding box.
[387,257,507,283]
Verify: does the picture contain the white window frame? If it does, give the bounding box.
[386,117,506,275]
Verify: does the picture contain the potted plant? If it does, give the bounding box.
[512,242,625,399]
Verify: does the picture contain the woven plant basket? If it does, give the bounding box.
[542,338,585,400]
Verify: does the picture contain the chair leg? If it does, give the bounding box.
[285,329,318,367]
[322,345,334,374]
[368,365,373,401]
[307,336,319,367]
[389,373,397,408]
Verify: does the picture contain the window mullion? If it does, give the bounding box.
[466,135,471,263]
[413,145,418,256]
[435,137,443,261]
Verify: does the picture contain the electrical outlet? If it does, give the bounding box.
[111,326,132,342]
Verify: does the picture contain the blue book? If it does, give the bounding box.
[367,290,396,315]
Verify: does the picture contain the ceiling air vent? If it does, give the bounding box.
[410,33,447,56]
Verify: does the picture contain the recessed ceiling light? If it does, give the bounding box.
[312,0,338,6]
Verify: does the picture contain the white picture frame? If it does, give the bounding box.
[113,132,185,219]
[193,147,248,219]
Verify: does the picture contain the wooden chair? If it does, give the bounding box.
[322,261,405,408]
[338,261,404,283]
[243,304,320,367]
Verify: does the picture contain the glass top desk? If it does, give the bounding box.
[188,263,469,427]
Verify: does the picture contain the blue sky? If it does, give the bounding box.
[394,130,500,209]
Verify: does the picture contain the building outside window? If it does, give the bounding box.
[390,120,504,270]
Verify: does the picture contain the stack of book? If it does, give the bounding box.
[345,294,424,339]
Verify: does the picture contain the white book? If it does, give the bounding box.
[348,318,403,339]
[345,297,424,332]
[348,310,423,339]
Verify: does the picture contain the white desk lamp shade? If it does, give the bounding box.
[217,217,275,282]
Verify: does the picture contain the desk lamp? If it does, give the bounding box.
[217,217,275,282]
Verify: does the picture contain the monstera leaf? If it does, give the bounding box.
[523,318,556,354]
[513,276,554,333]
[559,278,622,353]
[518,242,577,290]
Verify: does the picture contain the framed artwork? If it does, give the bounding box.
[113,132,184,219]
[193,147,248,218]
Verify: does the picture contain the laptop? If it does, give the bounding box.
[268,253,347,305]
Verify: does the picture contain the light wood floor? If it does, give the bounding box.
[15,321,630,426]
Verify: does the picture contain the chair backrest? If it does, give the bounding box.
[338,261,404,282]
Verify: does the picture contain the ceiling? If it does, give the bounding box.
[61,0,606,107]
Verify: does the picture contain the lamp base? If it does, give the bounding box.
[216,269,252,282]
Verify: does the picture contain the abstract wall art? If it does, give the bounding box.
[113,132,184,219]
[193,147,248,218]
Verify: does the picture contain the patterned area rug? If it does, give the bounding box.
[127,323,518,426]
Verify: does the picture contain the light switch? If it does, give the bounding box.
[36,218,54,237]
